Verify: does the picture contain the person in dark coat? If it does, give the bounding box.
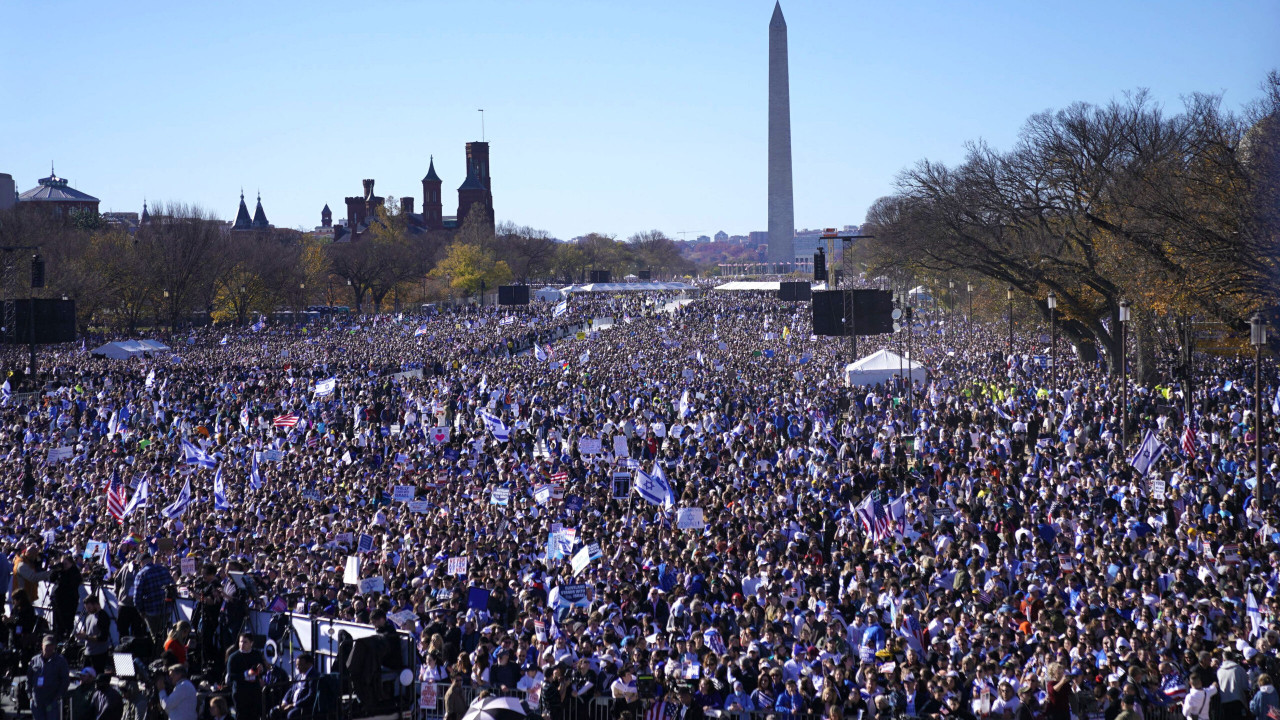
[226,632,267,720]
[50,553,83,641]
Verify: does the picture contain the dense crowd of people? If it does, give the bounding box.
[0,287,1276,720]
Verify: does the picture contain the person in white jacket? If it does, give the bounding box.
[158,664,198,720]
[1182,673,1217,720]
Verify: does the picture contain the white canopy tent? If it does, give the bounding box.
[844,348,928,387]
[563,280,696,292]
[533,286,564,302]
[908,285,933,303]
[713,281,779,291]
[90,339,171,360]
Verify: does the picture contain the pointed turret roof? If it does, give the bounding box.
[140,200,151,225]
[770,1,786,28]
[322,203,331,214]
[423,155,442,183]
[458,164,486,192]
[251,192,269,228]
[232,190,253,229]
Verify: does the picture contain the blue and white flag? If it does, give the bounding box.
[249,454,263,491]
[1,379,11,405]
[213,466,231,511]
[145,369,156,389]
[1272,386,1280,416]
[180,440,217,470]
[240,406,250,429]
[553,300,568,318]
[1129,430,1166,476]
[634,467,675,508]
[160,477,193,519]
[678,390,690,418]
[479,411,510,442]
[312,378,337,397]
[414,324,429,338]
[123,476,149,517]
[500,316,515,326]
[1247,591,1263,639]
[534,345,549,362]
[219,335,229,345]
[251,318,265,332]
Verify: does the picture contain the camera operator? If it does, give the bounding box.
[130,552,175,646]
[50,552,83,641]
[74,594,113,674]
[193,563,224,676]
[156,663,197,720]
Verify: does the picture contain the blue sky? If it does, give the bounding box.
[3,0,1276,240]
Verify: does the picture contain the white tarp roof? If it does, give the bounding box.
[90,339,170,360]
[844,349,928,387]
[562,282,693,293]
[534,286,564,301]
[713,281,780,291]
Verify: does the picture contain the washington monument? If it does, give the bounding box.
[767,1,794,269]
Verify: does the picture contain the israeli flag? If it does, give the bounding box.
[161,477,193,520]
[1272,386,1279,416]
[145,369,156,389]
[634,467,675,508]
[240,406,250,429]
[1247,591,1263,639]
[678,389,690,418]
[219,335,229,345]
[313,378,337,397]
[251,318,265,332]
[123,476,149,516]
[180,440,218,470]
[535,345,549,362]
[414,324,429,337]
[249,454,263,491]
[479,410,510,442]
[1129,430,1166,476]
[213,466,231,511]
[1,379,10,405]
[553,300,568,317]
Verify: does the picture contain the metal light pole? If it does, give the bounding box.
[948,279,955,317]
[1007,286,1014,358]
[967,283,973,324]
[1047,290,1057,389]
[28,253,43,374]
[1252,313,1267,501]
[1119,299,1131,449]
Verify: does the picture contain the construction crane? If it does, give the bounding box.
[676,231,703,241]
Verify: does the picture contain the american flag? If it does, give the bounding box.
[106,472,128,524]
[644,700,677,720]
[273,414,299,428]
[1181,416,1197,457]
[550,471,568,483]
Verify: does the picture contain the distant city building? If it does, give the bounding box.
[230,191,273,233]
[748,231,768,247]
[16,166,99,220]
[328,141,494,242]
[0,173,14,212]
[728,235,748,244]
[696,235,711,244]
[714,230,729,243]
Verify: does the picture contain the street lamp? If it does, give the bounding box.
[1252,313,1268,501]
[948,280,955,316]
[1047,290,1057,389]
[1007,286,1014,358]
[967,283,973,324]
[1119,299,1131,449]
